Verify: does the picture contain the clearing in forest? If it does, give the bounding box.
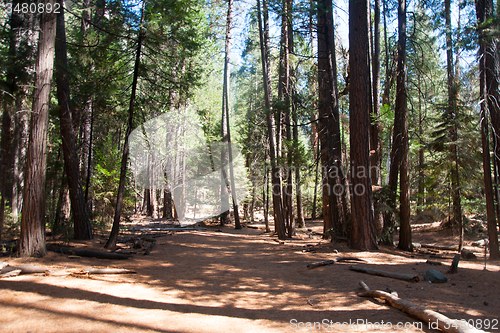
[1,218,499,333]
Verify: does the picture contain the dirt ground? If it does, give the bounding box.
[1,217,499,333]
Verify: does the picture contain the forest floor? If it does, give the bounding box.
[1,216,499,333]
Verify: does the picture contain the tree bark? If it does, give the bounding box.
[105,0,145,250]
[476,0,500,259]
[349,0,378,250]
[55,0,93,240]
[317,0,346,240]
[19,1,57,257]
[396,0,412,252]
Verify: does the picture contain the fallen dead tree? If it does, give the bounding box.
[85,268,135,274]
[47,246,131,260]
[420,244,459,252]
[357,281,486,333]
[349,265,419,282]
[127,227,207,232]
[307,257,368,269]
[0,264,48,278]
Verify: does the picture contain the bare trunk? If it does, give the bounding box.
[476,0,500,259]
[105,1,145,249]
[445,0,463,249]
[371,0,383,235]
[257,0,286,239]
[55,0,93,240]
[396,0,412,252]
[318,0,346,240]
[19,1,57,257]
[221,0,241,229]
[349,0,378,250]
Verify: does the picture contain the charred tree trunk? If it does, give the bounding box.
[55,0,93,240]
[19,1,57,257]
[349,0,378,250]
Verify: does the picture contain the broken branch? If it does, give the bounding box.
[47,246,131,260]
[357,281,486,333]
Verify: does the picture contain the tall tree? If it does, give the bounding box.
[257,0,286,239]
[105,0,145,250]
[349,0,378,250]
[476,0,500,259]
[395,0,412,251]
[19,1,57,257]
[444,0,463,250]
[55,0,93,240]
[278,0,294,237]
[371,0,383,234]
[317,0,347,240]
[221,0,241,229]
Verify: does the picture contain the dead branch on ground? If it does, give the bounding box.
[307,257,368,269]
[357,281,486,333]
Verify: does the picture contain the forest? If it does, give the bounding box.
[0,0,499,257]
[0,0,499,331]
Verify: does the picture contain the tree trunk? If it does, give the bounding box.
[476,0,500,259]
[371,0,383,235]
[53,179,70,236]
[396,0,412,252]
[279,0,294,237]
[163,185,173,219]
[221,0,241,229]
[349,0,378,250]
[257,0,286,239]
[105,0,145,250]
[317,0,346,240]
[55,0,93,240]
[19,1,57,257]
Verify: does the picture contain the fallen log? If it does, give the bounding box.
[47,246,131,260]
[127,227,207,232]
[421,244,459,252]
[144,241,156,255]
[349,265,419,282]
[0,269,21,278]
[357,281,486,333]
[307,257,368,269]
[1,265,48,275]
[86,268,136,274]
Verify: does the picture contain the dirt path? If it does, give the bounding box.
[1,220,499,332]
